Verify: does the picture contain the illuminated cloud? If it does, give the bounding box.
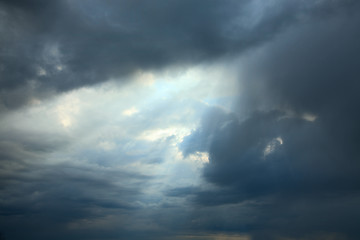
[122,107,139,116]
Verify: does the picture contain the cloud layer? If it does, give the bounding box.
[179,2,360,239]
[1,0,360,240]
[2,0,356,109]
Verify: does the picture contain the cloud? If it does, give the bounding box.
[0,64,236,239]
[177,2,360,238]
[2,1,360,240]
[2,0,354,110]
[179,107,360,239]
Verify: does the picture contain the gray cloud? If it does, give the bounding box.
[0,140,152,239]
[2,0,355,110]
[178,2,360,238]
[180,107,360,239]
[2,1,360,239]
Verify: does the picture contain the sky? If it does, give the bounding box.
[1,0,360,239]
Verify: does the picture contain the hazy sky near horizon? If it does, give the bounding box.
[1,1,360,240]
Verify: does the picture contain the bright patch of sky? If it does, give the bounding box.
[0,62,239,207]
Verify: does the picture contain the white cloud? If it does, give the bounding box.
[302,113,317,122]
[187,151,210,164]
[122,107,139,116]
[264,136,283,158]
[55,93,80,128]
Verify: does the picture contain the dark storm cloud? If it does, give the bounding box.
[1,0,356,109]
[178,2,360,239]
[0,162,151,240]
[2,0,360,240]
[182,109,360,198]
[0,129,153,240]
[180,108,360,239]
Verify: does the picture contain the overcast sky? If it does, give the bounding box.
[1,0,360,240]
